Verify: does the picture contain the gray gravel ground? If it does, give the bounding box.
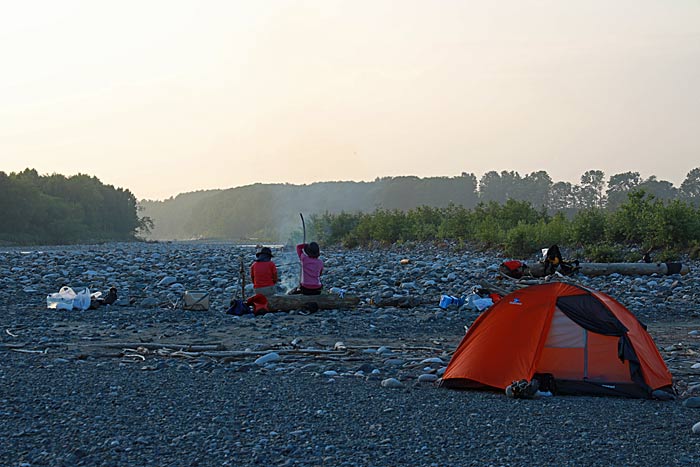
[2,350,698,467]
[2,242,700,466]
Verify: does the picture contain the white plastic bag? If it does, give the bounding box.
[47,286,77,310]
[72,287,91,311]
[465,294,494,311]
[46,286,91,311]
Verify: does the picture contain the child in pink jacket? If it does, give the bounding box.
[294,242,323,295]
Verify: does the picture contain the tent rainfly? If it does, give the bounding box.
[441,283,674,398]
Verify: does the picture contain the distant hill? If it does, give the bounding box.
[138,175,479,241]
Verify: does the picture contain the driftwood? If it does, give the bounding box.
[266,293,360,312]
[0,343,27,350]
[478,280,510,296]
[525,262,689,278]
[12,348,48,354]
[91,342,226,352]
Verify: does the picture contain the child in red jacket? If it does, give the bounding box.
[250,247,278,297]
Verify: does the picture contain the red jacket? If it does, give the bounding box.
[250,261,278,288]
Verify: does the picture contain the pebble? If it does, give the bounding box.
[684,397,700,409]
[381,378,404,389]
[420,357,444,365]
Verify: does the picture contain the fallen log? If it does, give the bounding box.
[266,293,360,312]
[89,342,226,352]
[525,261,689,277]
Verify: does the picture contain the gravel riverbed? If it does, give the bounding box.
[1,241,700,466]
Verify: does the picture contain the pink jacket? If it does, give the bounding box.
[296,243,323,289]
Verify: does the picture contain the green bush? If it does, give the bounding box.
[607,190,656,245]
[571,208,607,245]
[651,199,700,248]
[583,243,626,262]
[308,193,700,259]
[504,222,540,257]
[689,241,700,260]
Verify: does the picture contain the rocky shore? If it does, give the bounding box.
[2,241,700,466]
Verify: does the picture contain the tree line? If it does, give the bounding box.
[139,168,700,243]
[0,169,149,245]
[309,191,700,261]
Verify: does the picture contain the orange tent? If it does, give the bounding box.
[441,283,673,398]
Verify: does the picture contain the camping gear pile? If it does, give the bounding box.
[499,244,580,281]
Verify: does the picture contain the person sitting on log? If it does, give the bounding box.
[250,246,279,297]
[290,242,323,295]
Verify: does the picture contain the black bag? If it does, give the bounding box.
[533,373,557,394]
[543,245,563,275]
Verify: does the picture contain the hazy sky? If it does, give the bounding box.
[1,0,699,200]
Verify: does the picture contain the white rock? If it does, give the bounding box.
[254,352,281,365]
[323,370,339,377]
[381,378,403,388]
[692,363,700,369]
[418,374,438,383]
[420,357,445,364]
[693,422,700,434]
[333,342,347,351]
[158,276,178,287]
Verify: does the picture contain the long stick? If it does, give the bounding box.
[239,256,245,299]
[298,213,306,286]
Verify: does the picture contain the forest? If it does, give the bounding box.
[3,167,700,256]
[0,169,149,245]
[139,168,700,256]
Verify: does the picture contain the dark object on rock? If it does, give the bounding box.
[103,287,118,305]
[89,286,119,309]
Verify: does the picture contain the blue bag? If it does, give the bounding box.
[226,299,252,316]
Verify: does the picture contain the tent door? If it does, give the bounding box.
[583,329,588,379]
